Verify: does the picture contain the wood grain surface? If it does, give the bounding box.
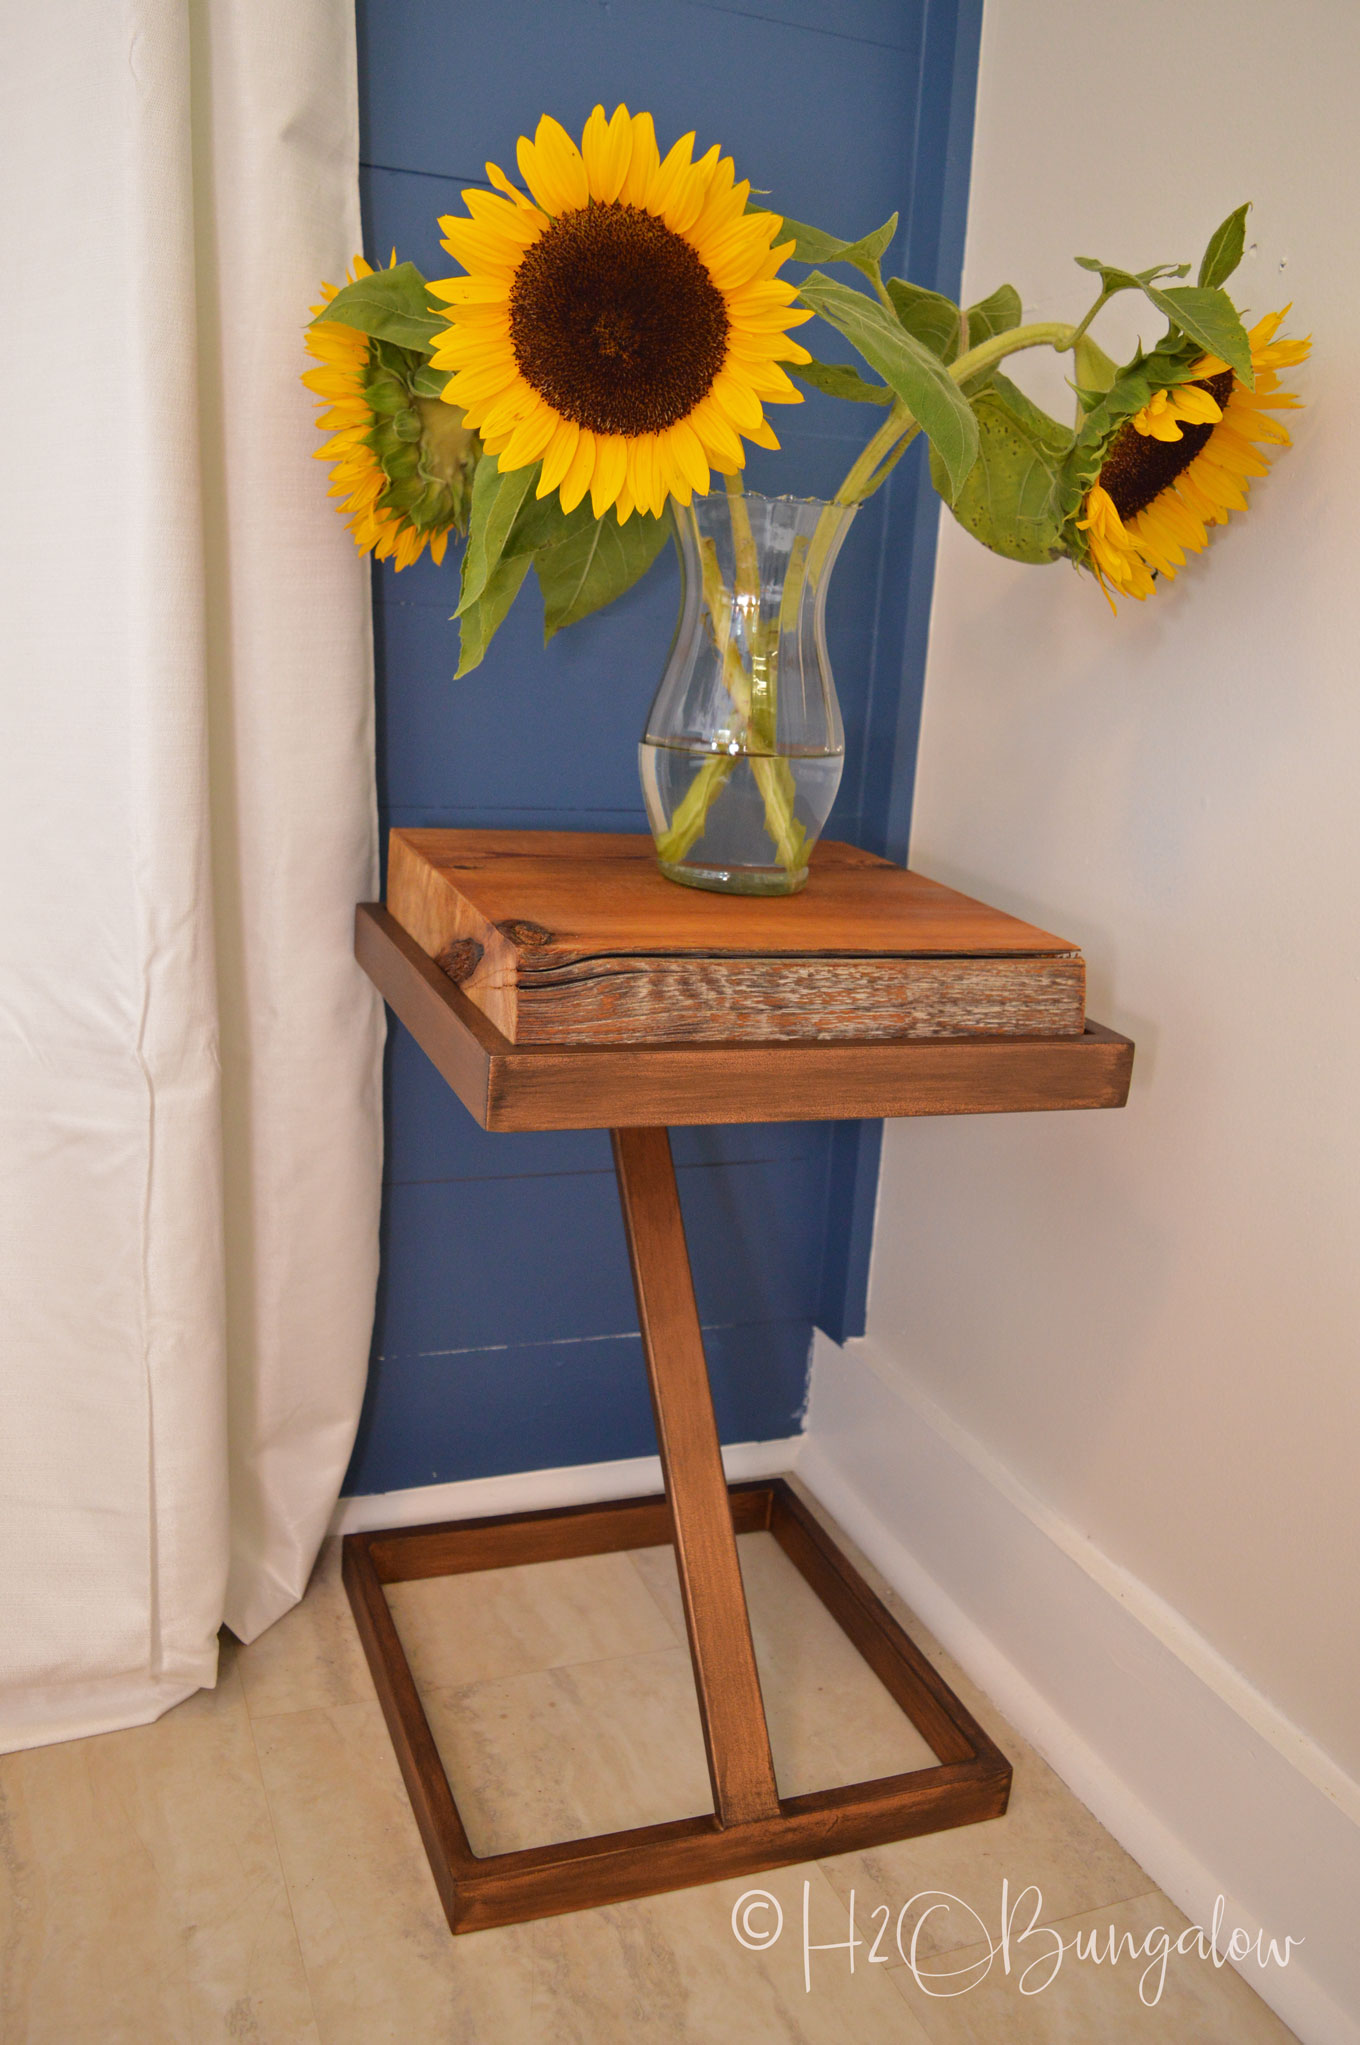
[612,1128,781,1826]
[356,905,1133,1133]
[387,828,1086,1045]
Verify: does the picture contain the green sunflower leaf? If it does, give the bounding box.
[310,261,444,354]
[1073,258,1146,294]
[777,213,899,283]
[1072,334,1119,411]
[1198,203,1251,289]
[364,373,410,417]
[796,272,978,498]
[378,477,423,513]
[535,508,672,640]
[454,551,533,678]
[931,374,1073,564]
[789,358,893,405]
[1144,285,1254,386]
[1074,257,1190,294]
[504,488,594,557]
[885,279,962,362]
[964,284,1023,347]
[456,457,540,618]
[409,361,452,400]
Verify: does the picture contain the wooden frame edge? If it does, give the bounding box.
[342,1480,1012,1933]
[355,904,1134,1132]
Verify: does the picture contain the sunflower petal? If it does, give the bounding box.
[463,189,544,245]
[688,395,745,471]
[620,111,661,207]
[589,433,629,515]
[666,418,710,498]
[664,144,722,236]
[581,102,634,204]
[517,114,590,216]
[644,131,697,219]
[559,428,597,513]
[709,369,765,433]
[538,418,580,496]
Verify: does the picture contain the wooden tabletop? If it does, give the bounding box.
[387,830,1088,1047]
[390,829,1079,957]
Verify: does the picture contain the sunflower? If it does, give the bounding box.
[1078,308,1310,607]
[428,105,814,524]
[303,257,475,570]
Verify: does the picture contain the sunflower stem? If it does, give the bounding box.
[659,486,807,875]
[834,400,915,506]
[829,320,1079,511]
[1067,290,1116,349]
[948,320,1077,385]
[723,472,761,600]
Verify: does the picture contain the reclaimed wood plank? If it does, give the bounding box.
[356,905,1133,1132]
[387,828,1086,1045]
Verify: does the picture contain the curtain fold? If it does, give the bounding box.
[0,0,383,1750]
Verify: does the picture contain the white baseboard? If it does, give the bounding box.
[330,1434,804,1536]
[803,1331,1360,2045]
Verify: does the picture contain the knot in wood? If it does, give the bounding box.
[497,919,554,949]
[435,937,483,984]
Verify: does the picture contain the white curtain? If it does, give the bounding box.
[0,0,383,1749]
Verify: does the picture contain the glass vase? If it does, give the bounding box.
[640,490,855,895]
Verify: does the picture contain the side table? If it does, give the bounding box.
[346,832,1133,1934]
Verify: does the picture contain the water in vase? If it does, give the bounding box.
[640,492,855,896]
[639,737,844,894]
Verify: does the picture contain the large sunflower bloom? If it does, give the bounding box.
[429,105,814,523]
[1078,308,1310,608]
[303,258,455,571]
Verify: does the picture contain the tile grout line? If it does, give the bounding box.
[623,1547,689,1649]
[238,1655,329,2045]
[239,1604,691,1727]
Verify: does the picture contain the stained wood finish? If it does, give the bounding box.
[357,905,1134,1132]
[365,1489,774,1586]
[342,1533,473,1933]
[611,1127,780,1827]
[346,836,1132,1933]
[387,829,1086,1045]
[342,1480,1012,1933]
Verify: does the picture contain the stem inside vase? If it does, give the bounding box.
[640,489,853,895]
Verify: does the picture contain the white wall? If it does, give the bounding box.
[878,0,1358,1784]
[850,0,1359,2025]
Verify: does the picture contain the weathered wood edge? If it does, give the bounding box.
[356,904,1134,1132]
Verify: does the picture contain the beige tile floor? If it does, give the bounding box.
[0,1481,1301,2044]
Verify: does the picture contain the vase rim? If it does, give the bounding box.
[693,489,855,512]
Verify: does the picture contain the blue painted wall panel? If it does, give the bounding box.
[384,1019,821,1187]
[347,0,980,1494]
[374,1157,826,1360]
[348,1320,814,1494]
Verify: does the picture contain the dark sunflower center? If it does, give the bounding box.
[509,202,729,437]
[1098,370,1235,519]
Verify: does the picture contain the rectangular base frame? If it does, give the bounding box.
[343,1479,1011,1933]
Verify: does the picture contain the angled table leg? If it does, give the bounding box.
[342,1128,1012,1933]
[610,1126,780,1827]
